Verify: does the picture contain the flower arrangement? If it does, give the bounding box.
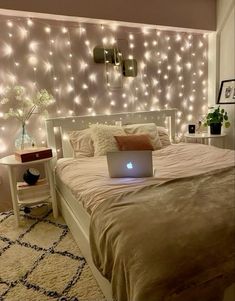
[1,86,54,123]
[0,85,54,149]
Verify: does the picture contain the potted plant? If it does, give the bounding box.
[204,106,230,135]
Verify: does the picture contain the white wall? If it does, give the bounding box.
[217,0,235,149]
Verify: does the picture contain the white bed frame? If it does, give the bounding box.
[45,109,177,300]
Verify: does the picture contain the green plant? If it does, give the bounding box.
[204,106,230,128]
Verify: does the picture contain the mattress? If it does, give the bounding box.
[55,143,235,214]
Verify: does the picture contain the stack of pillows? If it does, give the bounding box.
[68,123,171,158]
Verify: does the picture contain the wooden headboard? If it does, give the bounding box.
[45,109,177,158]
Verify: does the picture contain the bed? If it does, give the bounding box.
[46,110,235,301]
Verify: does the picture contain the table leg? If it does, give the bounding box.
[45,161,58,218]
[7,166,20,226]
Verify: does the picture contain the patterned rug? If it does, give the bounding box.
[0,206,105,301]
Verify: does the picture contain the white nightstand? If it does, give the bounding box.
[0,155,58,226]
[184,133,226,148]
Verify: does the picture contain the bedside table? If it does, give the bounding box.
[0,155,58,226]
[184,133,226,148]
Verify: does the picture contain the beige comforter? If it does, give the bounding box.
[56,143,235,301]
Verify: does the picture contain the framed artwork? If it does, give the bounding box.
[217,79,235,104]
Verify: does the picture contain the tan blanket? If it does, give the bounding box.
[90,168,235,301]
[55,143,235,300]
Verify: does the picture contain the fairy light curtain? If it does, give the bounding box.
[0,15,208,154]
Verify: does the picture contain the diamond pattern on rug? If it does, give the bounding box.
[55,233,83,257]
[22,221,64,249]
[0,244,44,282]
[0,284,8,296]
[0,214,35,240]
[27,253,83,294]
[67,264,106,300]
[0,240,7,251]
[0,207,105,301]
[3,283,58,301]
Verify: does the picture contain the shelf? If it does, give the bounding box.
[17,179,49,191]
[17,179,51,205]
[18,196,51,206]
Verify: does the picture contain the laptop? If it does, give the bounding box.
[107,150,153,178]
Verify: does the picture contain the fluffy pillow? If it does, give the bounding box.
[157,126,171,148]
[68,129,94,157]
[123,123,162,150]
[114,134,154,151]
[90,124,126,156]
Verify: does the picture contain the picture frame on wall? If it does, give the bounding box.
[217,79,235,104]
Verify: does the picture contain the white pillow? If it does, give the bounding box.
[68,129,94,157]
[90,124,126,156]
[157,126,171,148]
[123,123,162,150]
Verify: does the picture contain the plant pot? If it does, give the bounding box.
[210,123,222,135]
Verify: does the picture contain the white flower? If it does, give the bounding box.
[0,85,54,123]
[0,98,9,105]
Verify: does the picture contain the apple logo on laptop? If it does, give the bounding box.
[126,162,133,169]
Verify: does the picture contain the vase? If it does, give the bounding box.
[15,123,33,150]
[210,123,222,135]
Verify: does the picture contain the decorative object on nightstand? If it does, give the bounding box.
[23,168,40,185]
[0,155,58,226]
[14,147,53,162]
[204,106,230,135]
[188,124,196,134]
[0,86,55,150]
[196,120,203,133]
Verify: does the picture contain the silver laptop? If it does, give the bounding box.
[107,150,153,178]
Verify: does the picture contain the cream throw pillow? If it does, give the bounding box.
[123,123,162,150]
[90,124,126,156]
[68,129,94,157]
[157,126,171,148]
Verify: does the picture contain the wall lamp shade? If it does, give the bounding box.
[123,59,138,77]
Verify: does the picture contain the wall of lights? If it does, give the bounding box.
[0,14,208,206]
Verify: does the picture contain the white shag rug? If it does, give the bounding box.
[0,206,105,301]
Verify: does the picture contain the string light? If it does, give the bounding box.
[27,18,34,26]
[0,17,208,155]
[2,43,13,56]
[7,20,13,27]
[62,27,68,33]
[29,41,39,52]
[45,26,51,33]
